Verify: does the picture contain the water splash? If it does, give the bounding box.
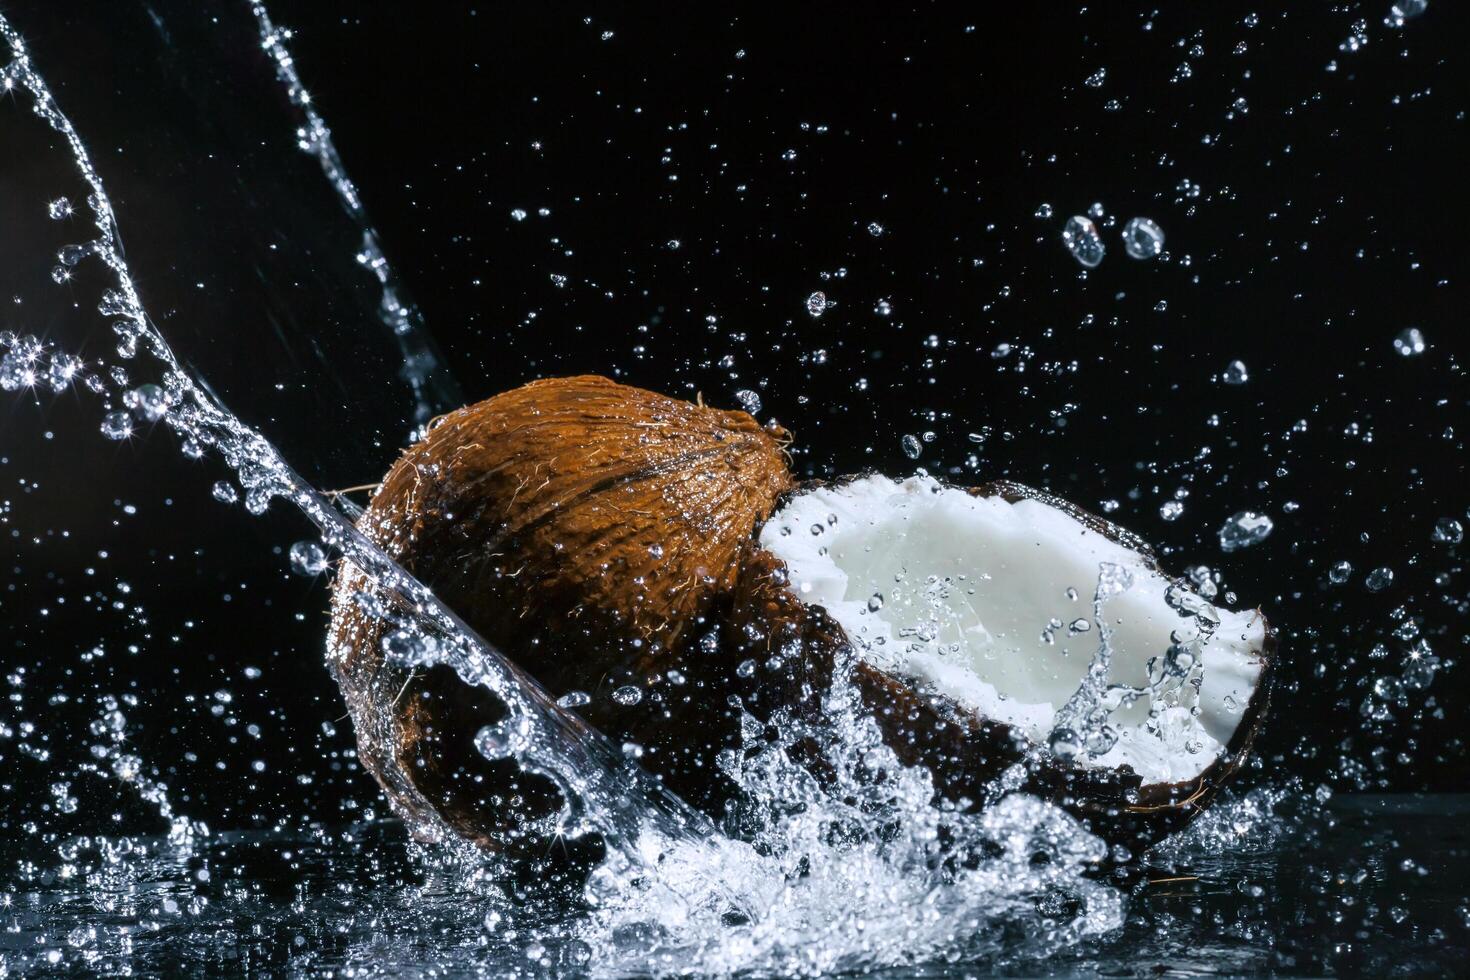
[0,9,1131,974]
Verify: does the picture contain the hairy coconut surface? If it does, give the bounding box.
[328,375,801,848]
[759,475,1273,847]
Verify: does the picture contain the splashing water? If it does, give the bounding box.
[3,4,1465,977]
[0,7,1140,975]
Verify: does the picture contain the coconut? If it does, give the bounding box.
[758,475,1272,847]
[328,375,809,849]
[329,376,1270,853]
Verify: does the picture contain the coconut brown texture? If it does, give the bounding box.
[328,375,800,849]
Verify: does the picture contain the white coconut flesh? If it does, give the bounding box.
[757,475,1267,786]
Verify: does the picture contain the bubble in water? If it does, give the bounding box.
[1222,360,1250,385]
[610,684,643,706]
[867,593,884,612]
[1159,500,1185,521]
[1329,560,1353,584]
[1034,202,1053,219]
[1219,511,1273,552]
[99,410,133,440]
[805,290,828,318]
[211,481,239,504]
[1393,327,1426,356]
[1365,566,1394,592]
[1121,217,1165,259]
[901,433,922,459]
[510,208,528,221]
[1062,215,1105,268]
[733,389,761,415]
[867,221,884,236]
[47,197,72,219]
[1083,67,1107,88]
[1431,518,1464,544]
[288,540,329,576]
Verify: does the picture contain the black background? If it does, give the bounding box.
[1,2,1467,845]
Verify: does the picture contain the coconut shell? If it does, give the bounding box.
[328,375,801,849]
[786,476,1276,851]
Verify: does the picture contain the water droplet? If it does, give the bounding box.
[733,389,762,414]
[50,265,71,284]
[510,208,528,221]
[99,410,133,441]
[1062,215,1105,268]
[0,353,32,391]
[123,383,168,423]
[1222,360,1250,385]
[244,488,273,516]
[1365,566,1394,592]
[867,221,884,236]
[805,291,828,318]
[610,684,643,706]
[1432,518,1464,545]
[735,659,758,678]
[1048,727,1083,762]
[46,354,82,392]
[1159,500,1185,521]
[1121,217,1165,259]
[1084,68,1107,88]
[867,593,885,612]
[1219,511,1273,552]
[556,690,591,708]
[57,243,90,267]
[1372,675,1403,701]
[1393,327,1426,356]
[47,197,72,220]
[1034,203,1053,219]
[381,629,430,666]
[475,716,531,760]
[211,481,239,504]
[288,540,328,576]
[1329,560,1353,584]
[548,273,567,288]
[901,433,922,459]
[1095,562,1135,601]
[1389,0,1427,25]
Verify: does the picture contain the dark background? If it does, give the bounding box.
[1,2,1466,845]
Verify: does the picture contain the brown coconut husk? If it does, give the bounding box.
[328,375,806,848]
